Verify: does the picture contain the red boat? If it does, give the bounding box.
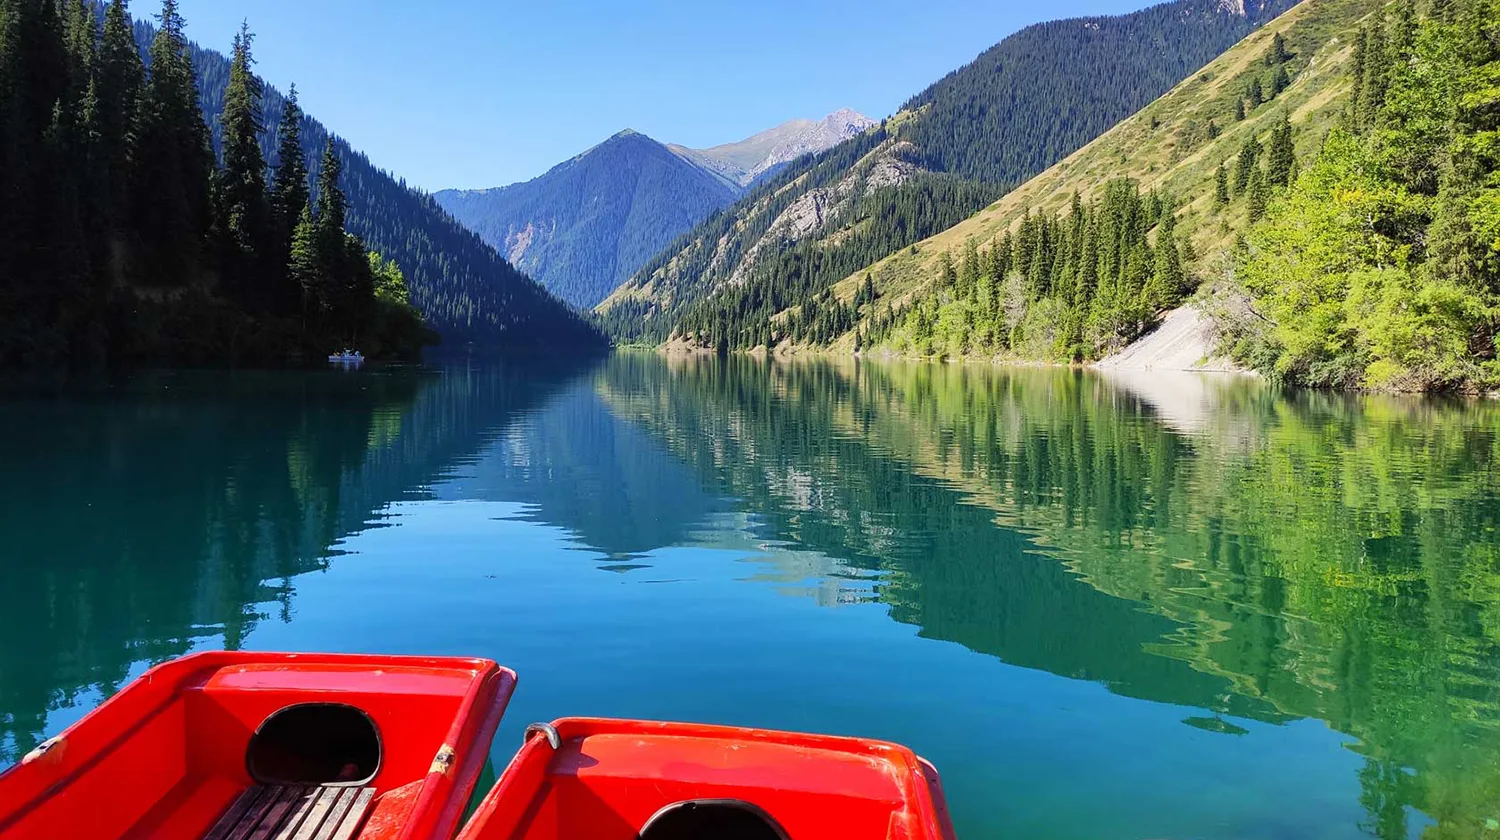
[0,651,516,840]
[455,718,957,840]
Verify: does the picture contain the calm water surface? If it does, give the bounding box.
[3,354,1498,839]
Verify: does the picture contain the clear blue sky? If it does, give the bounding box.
[172,0,1146,192]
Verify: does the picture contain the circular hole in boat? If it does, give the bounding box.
[247,703,381,787]
[637,800,792,840]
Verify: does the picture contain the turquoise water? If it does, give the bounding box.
[4,354,1499,838]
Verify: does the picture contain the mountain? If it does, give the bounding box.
[668,109,878,189]
[434,111,871,310]
[596,0,1301,345]
[435,130,739,310]
[138,19,604,351]
[803,0,1370,362]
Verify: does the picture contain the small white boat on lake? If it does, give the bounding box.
[328,349,364,366]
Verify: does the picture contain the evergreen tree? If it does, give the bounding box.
[1362,15,1388,128]
[1247,165,1269,222]
[1248,76,1264,107]
[1234,136,1262,195]
[960,239,981,303]
[1234,97,1247,122]
[1266,114,1296,186]
[271,86,309,234]
[309,137,352,334]
[1146,226,1183,311]
[95,0,142,231]
[315,137,347,239]
[939,251,957,290]
[213,22,272,311]
[289,205,321,322]
[132,0,213,288]
[1215,162,1231,207]
[1270,64,1290,96]
[1271,31,1291,64]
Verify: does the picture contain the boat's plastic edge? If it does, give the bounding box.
[456,716,957,840]
[0,651,514,840]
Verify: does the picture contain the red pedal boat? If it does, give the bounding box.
[0,652,516,840]
[455,718,957,840]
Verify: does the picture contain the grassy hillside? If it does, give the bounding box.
[598,0,1300,346]
[815,0,1372,353]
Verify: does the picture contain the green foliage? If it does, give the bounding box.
[1237,0,1500,391]
[861,178,1182,360]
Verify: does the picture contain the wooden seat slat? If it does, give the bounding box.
[203,785,374,840]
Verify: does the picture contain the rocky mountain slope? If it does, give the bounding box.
[435,130,739,309]
[668,109,877,188]
[436,112,871,310]
[596,0,1302,345]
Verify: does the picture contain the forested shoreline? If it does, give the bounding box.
[0,0,435,367]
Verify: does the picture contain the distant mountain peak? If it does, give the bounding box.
[668,109,876,188]
[433,110,874,311]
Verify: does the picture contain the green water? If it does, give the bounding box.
[3,354,1499,839]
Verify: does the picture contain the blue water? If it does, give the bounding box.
[3,354,1494,838]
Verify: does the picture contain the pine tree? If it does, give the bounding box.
[315,138,347,240]
[1234,136,1261,196]
[1271,31,1291,64]
[1363,15,1388,128]
[1247,165,1269,222]
[1146,230,1182,311]
[271,86,309,235]
[289,205,322,323]
[95,0,142,231]
[1270,64,1290,96]
[133,0,213,288]
[960,239,981,303]
[939,251,957,290]
[1248,76,1264,107]
[1214,162,1230,208]
[1266,114,1296,186]
[1234,97,1247,122]
[214,22,272,311]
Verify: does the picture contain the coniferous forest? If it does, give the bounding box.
[0,0,603,368]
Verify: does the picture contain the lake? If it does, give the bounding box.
[2,353,1497,839]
